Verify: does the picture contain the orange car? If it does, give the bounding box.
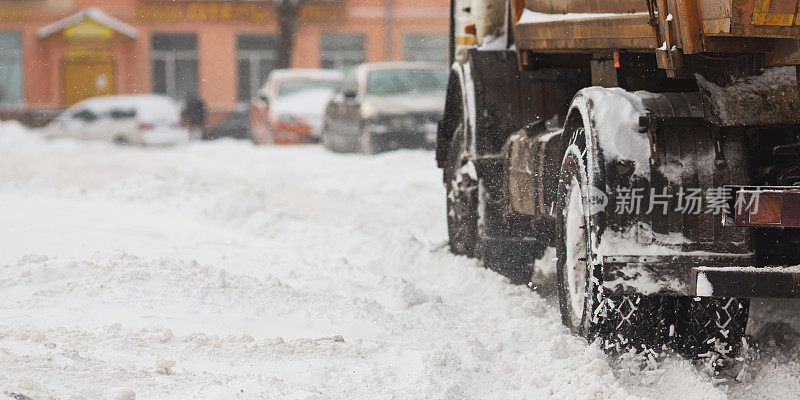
[250,69,343,145]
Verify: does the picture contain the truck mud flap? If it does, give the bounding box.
[692,266,800,299]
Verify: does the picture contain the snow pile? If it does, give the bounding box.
[696,66,800,126]
[0,124,798,399]
[0,120,43,151]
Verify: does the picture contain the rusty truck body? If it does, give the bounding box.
[436,0,800,363]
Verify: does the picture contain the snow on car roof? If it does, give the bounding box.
[258,69,344,100]
[71,94,180,123]
[266,69,344,82]
[356,61,445,71]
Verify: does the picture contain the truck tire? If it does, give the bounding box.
[445,125,478,257]
[477,180,543,285]
[674,297,749,367]
[556,139,669,351]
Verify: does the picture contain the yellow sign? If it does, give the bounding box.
[64,19,115,41]
[136,1,343,24]
[135,3,270,24]
[0,7,29,21]
[298,2,345,23]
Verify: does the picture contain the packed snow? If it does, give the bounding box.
[695,66,799,126]
[1,123,800,399]
[518,9,649,24]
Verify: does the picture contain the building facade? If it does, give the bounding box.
[0,0,449,124]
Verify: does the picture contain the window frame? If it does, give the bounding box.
[320,32,366,70]
[402,33,448,64]
[150,33,199,100]
[0,31,24,107]
[236,34,278,103]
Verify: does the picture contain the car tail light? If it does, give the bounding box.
[138,122,154,131]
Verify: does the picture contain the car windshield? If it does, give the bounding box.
[366,68,447,96]
[278,79,339,97]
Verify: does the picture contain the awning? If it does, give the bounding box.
[37,7,138,40]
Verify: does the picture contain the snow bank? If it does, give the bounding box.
[696,66,799,126]
[0,120,42,151]
[0,131,798,399]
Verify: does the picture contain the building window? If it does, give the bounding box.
[0,32,23,106]
[237,34,277,102]
[151,33,198,101]
[320,33,365,70]
[403,34,448,64]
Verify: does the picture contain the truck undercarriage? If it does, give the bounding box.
[437,0,800,365]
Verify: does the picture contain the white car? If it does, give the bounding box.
[46,94,189,146]
[250,69,343,145]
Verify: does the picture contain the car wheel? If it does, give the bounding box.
[359,127,380,154]
[321,129,331,150]
[322,125,337,152]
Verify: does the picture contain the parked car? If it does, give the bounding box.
[46,94,188,146]
[321,62,447,154]
[250,69,343,145]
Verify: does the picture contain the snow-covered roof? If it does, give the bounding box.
[37,7,138,40]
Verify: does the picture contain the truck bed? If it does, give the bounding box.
[514,0,800,56]
[514,11,655,52]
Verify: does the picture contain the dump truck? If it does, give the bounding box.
[436,0,800,363]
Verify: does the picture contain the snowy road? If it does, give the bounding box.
[2,123,800,399]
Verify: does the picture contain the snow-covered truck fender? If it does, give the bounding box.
[436,62,476,170]
[439,61,483,258]
[560,87,755,297]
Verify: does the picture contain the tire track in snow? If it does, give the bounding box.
[0,130,797,399]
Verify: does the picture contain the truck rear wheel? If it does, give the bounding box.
[445,125,478,257]
[556,130,749,363]
[556,145,669,351]
[675,297,749,368]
